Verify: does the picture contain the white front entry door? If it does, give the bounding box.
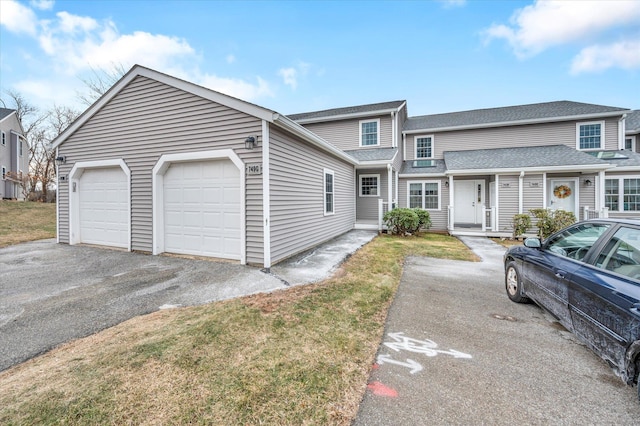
[548,179,578,215]
[454,180,485,224]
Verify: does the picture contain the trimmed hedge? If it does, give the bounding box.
[383,208,432,235]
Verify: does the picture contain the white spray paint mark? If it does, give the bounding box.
[383,332,472,359]
[377,354,423,374]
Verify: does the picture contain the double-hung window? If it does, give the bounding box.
[576,121,604,150]
[415,135,433,159]
[360,119,380,147]
[408,181,440,210]
[324,169,334,215]
[359,174,379,197]
[605,177,640,212]
[625,136,636,151]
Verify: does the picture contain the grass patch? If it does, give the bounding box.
[490,237,524,248]
[0,233,476,425]
[0,200,56,248]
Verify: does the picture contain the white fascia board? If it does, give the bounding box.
[444,164,612,176]
[398,173,447,178]
[402,110,633,135]
[272,114,359,165]
[293,104,406,125]
[52,65,276,149]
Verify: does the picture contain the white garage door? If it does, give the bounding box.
[163,159,241,259]
[78,167,129,248]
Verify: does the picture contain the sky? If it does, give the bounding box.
[1,0,639,118]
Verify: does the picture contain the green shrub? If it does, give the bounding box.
[529,208,576,239]
[512,214,531,238]
[383,208,431,235]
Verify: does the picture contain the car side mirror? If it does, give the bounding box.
[524,238,541,249]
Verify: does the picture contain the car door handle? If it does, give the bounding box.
[555,270,566,279]
[632,303,640,312]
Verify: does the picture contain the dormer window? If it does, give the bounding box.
[360,119,380,147]
[415,135,433,159]
[576,121,604,150]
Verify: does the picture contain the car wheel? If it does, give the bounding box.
[505,261,530,304]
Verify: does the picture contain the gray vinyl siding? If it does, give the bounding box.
[57,75,264,263]
[406,118,622,160]
[398,177,449,231]
[0,113,27,200]
[300,115,393,151]
[357,169,388,221]
[523,174,544,213]
[268,126,355,264]
[497,175,519,233]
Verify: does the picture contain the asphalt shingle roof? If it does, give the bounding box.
[288,100,405,121]
[404,101,629,132]
[0,108,16,121]
[400,159,447,175]
[626,110,640,134]
[344,147,397,162]
[443,145,608,171]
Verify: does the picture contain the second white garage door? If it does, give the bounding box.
[163,159,241,259]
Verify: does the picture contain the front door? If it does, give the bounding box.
[548,179,578,215]
[454,180,485,224]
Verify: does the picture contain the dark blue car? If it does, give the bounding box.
[504,219,640,400]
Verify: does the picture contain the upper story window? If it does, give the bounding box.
[360,119,380,147]
[1,131,5,146]
[625,136,636,151]
[324,169,334,215]
[576,121,604,150]
[415,135,433,159]
[19,140,23,156]
[359,174,379,197]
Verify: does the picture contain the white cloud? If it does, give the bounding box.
[56,11,99,34]
[30,0,54,11]
[278,67,298,89]
[571,39,640,74]
[439,0,466,9]
[198,74,273,100]
[484,0,640,58]
[0,0,38,36]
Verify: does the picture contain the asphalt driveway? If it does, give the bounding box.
[0,230,376,372]
[356,237,640,424]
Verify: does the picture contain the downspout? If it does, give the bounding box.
[403,133,406,161]
[387,163,392,209]
[619,114,627,150]
[262,120,271,271]
[518,171,525,214]
[391,111,396,148]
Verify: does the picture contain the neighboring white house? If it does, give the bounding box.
[0,108,28,200]
[52,65,638,268]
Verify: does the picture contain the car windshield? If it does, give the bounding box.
[545,223,610,260]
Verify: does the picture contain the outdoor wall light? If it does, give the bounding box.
[55,156,67,165]
[584,179,593,186]
[444,181,449,188]
[245,136,261,150]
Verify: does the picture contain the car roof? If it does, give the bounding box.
[586,218,640,226]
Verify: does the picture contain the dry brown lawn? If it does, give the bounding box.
[0,200,56,247]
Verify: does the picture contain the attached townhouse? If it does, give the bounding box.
[52,65,638,268]
[0,108,28,200]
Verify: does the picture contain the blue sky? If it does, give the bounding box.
[1,0,639,117]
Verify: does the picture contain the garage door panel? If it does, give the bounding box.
[163,159,241,260]
[78,167,129,248]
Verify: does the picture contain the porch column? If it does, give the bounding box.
[448,175,454,230]
[495,175,500,231]
[598,171,606,211]
[518,171,524,214]
[387,164,393,208]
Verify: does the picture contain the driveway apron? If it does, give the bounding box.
[355,236,640,425]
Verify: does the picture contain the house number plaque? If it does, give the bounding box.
[246,163,263,175]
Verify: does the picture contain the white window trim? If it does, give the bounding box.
[604,175,640,213]
[625,135,636,151]
[359,118,380,147]
[323,168,335,216]
[414,134,434,159]
[407,180,441,211]
[576,120,605,151]
[359,173,380,197]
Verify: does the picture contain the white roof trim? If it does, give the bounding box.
[398,173,447,178]
[403,110,632,135]
[52,65,275,149]
[293,101,406,124]
[445,163,612,176]
[272,114,359,165]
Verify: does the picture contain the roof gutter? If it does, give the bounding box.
[445,163,612,176]
[293,102,407,124]
[272,113,359,165]
[403,110,633,135]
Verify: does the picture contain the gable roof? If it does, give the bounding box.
[288,100,406,123]
[0,108,16,121]
[626,110,640,134]
[50,65,357,165]
[443,144,611,174]
[404,101,630,134]
[344,147,397,162]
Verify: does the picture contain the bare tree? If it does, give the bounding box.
[76,63,127,106]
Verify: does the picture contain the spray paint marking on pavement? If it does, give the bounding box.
[375,332,472,375]
[367,381,399,398]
